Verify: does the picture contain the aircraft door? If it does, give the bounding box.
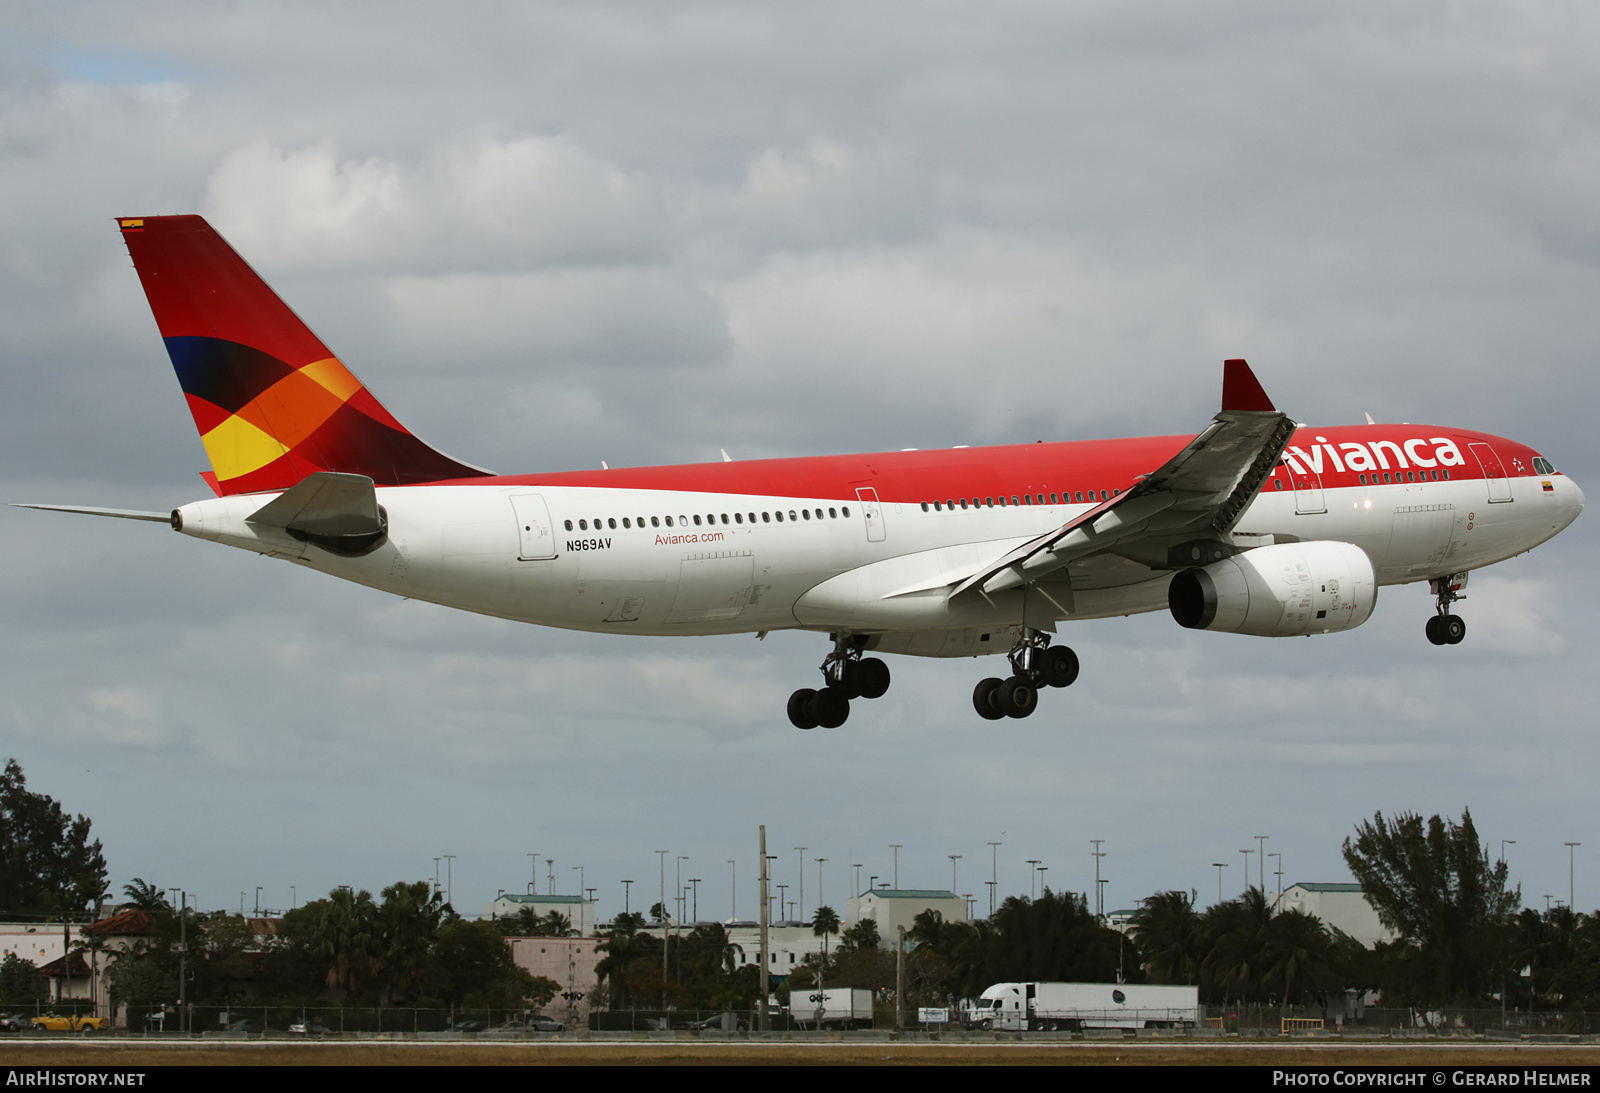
[1469,442,1513,503]
[510,493,557,560]
[1288,465,1326,515]
[855,487,886,542]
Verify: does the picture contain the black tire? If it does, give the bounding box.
[1425,615,1446,645]
[788,689,819,729]
[1443,615,1466,644]
[1039,645,1080,687]
[855,657,891,699]
[998,676,1038,718]
[809,687,850,728]
[836,662,864,699]
[973,677,1005,720]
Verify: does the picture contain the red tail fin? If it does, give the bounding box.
[117,215,490,494]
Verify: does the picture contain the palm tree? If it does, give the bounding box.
[811,906,840,1023]
[121,878,171,913]
[378,881,443,1002]
[1129,890,1203,984]
[1260,909,1332,1022]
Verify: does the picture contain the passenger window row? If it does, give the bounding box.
[919,490,1116,513]
[563,506,852,533]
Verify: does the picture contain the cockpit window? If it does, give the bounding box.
[1533,456,1556,475]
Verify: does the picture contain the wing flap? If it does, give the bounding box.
[951,361,1293,601]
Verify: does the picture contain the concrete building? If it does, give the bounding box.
[846,889,966,945]
[504,935,603,1025]
[1273,882,1395,947]
[484,893,597,937]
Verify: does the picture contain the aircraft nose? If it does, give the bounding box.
[1570,476,1586,521]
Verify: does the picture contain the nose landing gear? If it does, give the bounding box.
[973,630,1079,720]
[1426,573,1468,646]
[787,634,892,729]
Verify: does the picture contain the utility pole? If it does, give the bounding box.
[896,926,907,1031]
[988,842,1001,916]
[758,826,770,1032]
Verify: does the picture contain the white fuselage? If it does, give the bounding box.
[173,462,1584,656]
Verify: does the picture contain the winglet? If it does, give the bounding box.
[1221,359,1274,412]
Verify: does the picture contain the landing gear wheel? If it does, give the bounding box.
[1442,615,1466,644]
[973,677,1005,721]
[808,687,851,728]
[1425,616,1445,645]
[997,676,1039,718]
[853,657,891,699]
[788,689,820,729]
[1038,645,1079,688]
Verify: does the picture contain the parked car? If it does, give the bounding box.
[528,1017,567,1032]
[32,1014,110,1032]
[0,1013,37,1032]
[288,1019,330,1035]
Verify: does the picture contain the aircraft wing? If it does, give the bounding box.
[949,360,1294,601]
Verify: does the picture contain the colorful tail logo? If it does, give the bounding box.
[118,215,490,495]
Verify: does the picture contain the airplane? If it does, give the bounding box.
[17,215,1585,729]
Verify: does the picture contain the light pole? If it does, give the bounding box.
[1240,849,1253,894]
[527,852,539,894]
[546,858,555,895]
[1091,840,1105,919]
[816,858,828,913]
[795,847,808,919]
[1212,863,1227,905]
[689,878,701,922]
[1269,853,1282,905]
[729,860,737,920]
[621,879,633,914]
[853,863,863,897]
[1027,860,1041,900]
[890,845,902,889]
[948,854,961,894]
[1255,835,1268,892]
[1500,840,1515,863]
[777,884,787,922]
[1567,842,1581,910]
[443,855,455,908]
[988,842,1001,916]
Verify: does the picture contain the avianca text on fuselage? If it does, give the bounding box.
[15,215,1583,730]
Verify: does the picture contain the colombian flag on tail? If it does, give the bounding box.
[117,215,490,495]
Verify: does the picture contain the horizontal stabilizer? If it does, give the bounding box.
[10,503,172,524]
[246,472,382,538]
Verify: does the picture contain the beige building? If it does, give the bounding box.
[845,889,967,946]
[505,935,603,1025]
[1273,882,1395,947]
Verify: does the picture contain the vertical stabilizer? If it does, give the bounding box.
[117,215,490,494]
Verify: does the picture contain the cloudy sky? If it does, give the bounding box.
[3,2,1598,926]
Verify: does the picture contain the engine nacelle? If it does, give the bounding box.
[1168,540,1378,637]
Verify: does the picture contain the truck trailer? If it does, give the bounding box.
[967,982,1200,1031]
[789,987,875,1030]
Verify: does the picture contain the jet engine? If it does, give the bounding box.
[1167,540,1377,637]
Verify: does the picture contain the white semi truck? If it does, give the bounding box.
[967,982,1201,1031]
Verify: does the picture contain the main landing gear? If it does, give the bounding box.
[1425,574,1468,646]
[788,634,892,729]
[973,630,1079,720]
